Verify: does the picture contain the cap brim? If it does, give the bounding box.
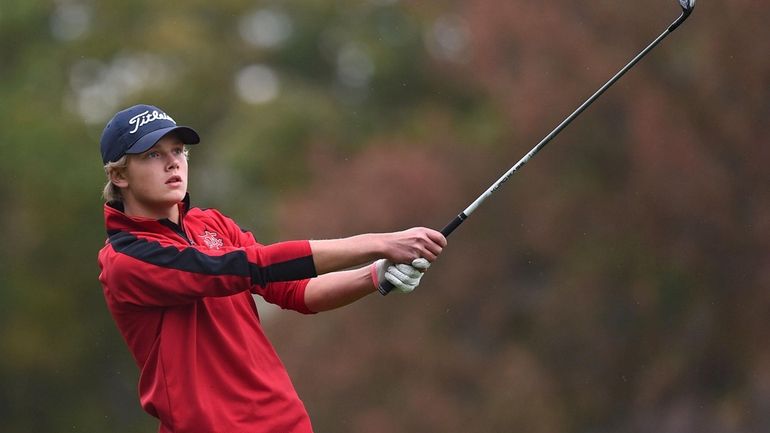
[125,126,201,155]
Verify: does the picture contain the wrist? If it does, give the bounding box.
[360,232,389,260]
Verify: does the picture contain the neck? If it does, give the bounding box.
[122,198,181,224]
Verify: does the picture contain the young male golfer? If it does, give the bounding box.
[97,104,446,433]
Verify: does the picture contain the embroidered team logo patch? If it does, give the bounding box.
[200,230,224,250]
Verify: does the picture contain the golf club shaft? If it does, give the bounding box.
[380,10,692,295]
[441,12,691,238]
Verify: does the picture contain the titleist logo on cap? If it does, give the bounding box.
[128,110,176,134]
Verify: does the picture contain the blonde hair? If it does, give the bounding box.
[102,147,190,202]
[103,155,129,202]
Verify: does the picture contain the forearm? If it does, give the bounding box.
[309,227,447,275]
[309,234,385,275]
[304,267,376,312]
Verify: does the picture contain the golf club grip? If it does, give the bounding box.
[378,214,467,295]
[440,214,466,237]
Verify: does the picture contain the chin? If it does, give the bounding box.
[168,190,187,203]
[153,190,185,207]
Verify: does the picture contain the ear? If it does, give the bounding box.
[109,168,129,188]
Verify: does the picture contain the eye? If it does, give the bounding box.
[172,147,184,155]
[145,151,160,159]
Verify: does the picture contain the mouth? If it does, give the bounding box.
[166,175,183,185]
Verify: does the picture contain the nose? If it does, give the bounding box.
[166,155,180,171]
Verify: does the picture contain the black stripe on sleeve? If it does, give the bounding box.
[108,231,315,286]
[257,256,317,283]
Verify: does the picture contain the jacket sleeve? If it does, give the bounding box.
[99,230,317,307]
[252,279,315,314]
[225,217,316,314]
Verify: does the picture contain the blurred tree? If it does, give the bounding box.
[0,0,767,432]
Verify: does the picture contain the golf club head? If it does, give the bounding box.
[678,0,696,12]
[669,0,695,30]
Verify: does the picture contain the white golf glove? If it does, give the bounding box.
[371,258,431,294]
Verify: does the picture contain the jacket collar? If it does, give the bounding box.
[104,193,191,234]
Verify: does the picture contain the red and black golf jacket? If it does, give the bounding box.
[98,196,317,433]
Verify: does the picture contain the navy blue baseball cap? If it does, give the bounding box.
[100,104,200,164]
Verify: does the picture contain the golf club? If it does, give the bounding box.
[380,0,696,295]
